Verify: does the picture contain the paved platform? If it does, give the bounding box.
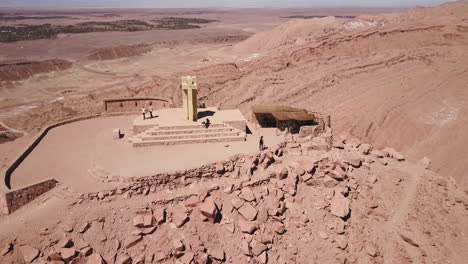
[133,107,247,133]
[10,115,282,193]
[132,107,247,146]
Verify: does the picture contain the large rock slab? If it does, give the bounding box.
[238,203,258,221]
[330,195,350,219]
[20,246,40,263]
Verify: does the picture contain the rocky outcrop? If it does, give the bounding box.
[87,44,153,61]
[0,59,72,82]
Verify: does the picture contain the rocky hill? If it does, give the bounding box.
[0,131,466,264]
[197,1,468,187]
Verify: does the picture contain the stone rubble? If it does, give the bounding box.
[3,128,464,264]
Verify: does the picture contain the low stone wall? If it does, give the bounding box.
[0,193,7,216]
[4,112,134,189]
[84,143,287,201]
[104,97,174,113]
[1,178,57,215]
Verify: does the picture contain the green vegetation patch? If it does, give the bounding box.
[0,18,216,43]
[151,17,217,30]
[0,15,71,21]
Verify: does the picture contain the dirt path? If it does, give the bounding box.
[383,165,423,263]
[73,62,117,76]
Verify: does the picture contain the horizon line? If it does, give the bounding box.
[0,5,419,10]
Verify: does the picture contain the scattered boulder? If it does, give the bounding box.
[215,163,225,174]
[199,197,219,222]
[238,203,258,221]
[125,235,142,249]
[154,252,166,262]
[80,247,92,257]
[141,214,153,227]
[258,251,268,264]
[185,196,200,208]
[364,242,379,257]
[60,247,77,262]
[48,251,63,261]
[173,240,185,253]
[116,254,132,264]
[58,238,73,248]
[78,222,90,233]
[238,220,258,234]
[195,252,209,264]
[344,155,362,168]
[329,165,347,181]
[250,239,267,256]
[1,242,13,256]
[172,206,189,228]
[231,196,244,209]
[154,208,166,225]
[323,175,338,188]
[177,251,194,264]
[271,221,286,234]
[333,140,345,149]
[208,246,225,261]
[359,143,372,155]
[241,240,251,256]
[330,195,350,219]
[304,137,331,151]
[277,167,288,180]
[382,147,405,161]
[335,236,348,250]
[372,150,385,158]
[345,137,361,148]
[133,215,145,228]
[239,187,256,202]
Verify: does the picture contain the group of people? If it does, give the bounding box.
[141,105,154,120]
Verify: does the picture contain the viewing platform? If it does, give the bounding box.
[130,107,247,147]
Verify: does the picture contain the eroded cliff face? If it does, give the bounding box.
[0,59,72,82]
[193,2,468,186]
[86,44,153,61]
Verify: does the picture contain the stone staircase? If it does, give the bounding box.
[130,123,246,147]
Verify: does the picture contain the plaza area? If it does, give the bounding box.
[10,113,282,193]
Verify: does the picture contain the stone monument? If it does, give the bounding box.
[181,76,198,122]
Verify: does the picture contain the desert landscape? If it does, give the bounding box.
[0,1,467,264]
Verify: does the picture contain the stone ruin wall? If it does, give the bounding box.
[104,98,173,113]
[84,152,263,202]
[1,178,57,215]
[223,120,247,134]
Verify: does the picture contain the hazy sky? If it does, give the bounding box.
[0,0,456,8]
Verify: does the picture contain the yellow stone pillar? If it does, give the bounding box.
[181,76,198,121]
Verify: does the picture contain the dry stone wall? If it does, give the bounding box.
[1,178,57,215]
[104,98,173,113]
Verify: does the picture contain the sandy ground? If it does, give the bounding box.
[10,115,282,193]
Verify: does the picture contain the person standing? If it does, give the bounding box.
[149,105,154,118]
[142,106,147,120]
[259,135,264,151]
